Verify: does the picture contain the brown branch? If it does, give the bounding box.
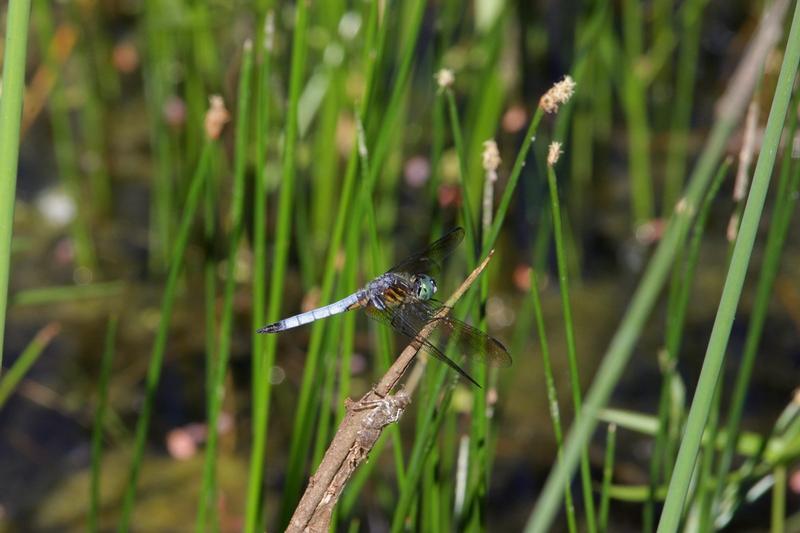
[286,250,495,533]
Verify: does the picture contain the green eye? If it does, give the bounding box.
[415,275,437,300]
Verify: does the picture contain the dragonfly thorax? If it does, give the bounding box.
[412,274,437,301]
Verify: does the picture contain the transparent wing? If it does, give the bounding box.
[365,296,511,385]
[416,300,512,367]
[365,303,480,387]
[388,227,465,276]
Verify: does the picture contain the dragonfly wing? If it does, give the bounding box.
[418,300,512,367]
[365,304,480,387]
[388,227,465,275]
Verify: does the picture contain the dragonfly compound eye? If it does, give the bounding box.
[415,275,437,300]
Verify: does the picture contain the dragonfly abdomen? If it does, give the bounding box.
[257,292,364,333]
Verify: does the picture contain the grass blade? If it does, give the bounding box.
[656,3,800,530]
[118,137,216,532]
[244,11,274,533]
[89,316,118,533]
[0,322,60,408]
[524,0,787,524]
[599,424,616,533]
[546,149,597,533]
[0,0,33,363]
[197,40,254,532]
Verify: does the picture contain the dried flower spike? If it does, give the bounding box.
[435,68,455,90]
[539,75,576,114]
[204,95,230,140]
[547,142,562,166]
[482,140,501,176]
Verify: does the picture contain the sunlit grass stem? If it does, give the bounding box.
[463,139,501,529]
[197,41,253,532]
[0,0,31,366]
[337,122,407,517]
[663,0,711,215]
[392,104,548,527]
[12,281,124,305]
[379,99,548,529]
[525,2,782,523]
[656,4,800,530]
[244,10,274,533]
[481,108,544,258]
[644,158,730,532]
[0,322,60,407]
[529,266,578,533]
[118,137,216,532]
[444,87,477,263]
[711,82,800,514]
[279,0,422,524]
[598,424,616,533]
[546,147,597,533]
[620,0,653,225]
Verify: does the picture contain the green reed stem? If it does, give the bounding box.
[712,81,800,516]
[391,246,498,530]
[695,384,722,532]
[546,159,597,533]
[666,159,731,365]
[481,108,544,258]
[529,267,577,533]
[13,281,124,305]
[362,0,426,183]
[279,0,419,524]
[462,18,505,219]
[312,346,338,468]
[445,89,477,263]
[620,0,653,225]
[244,11,274,533]
[390,319,469,533]
[118,138,214,533]
[66,5,113,216]
[598,424,616,533]
[142,0,177,271]
[338,121,408,515]
[462,144,496,531]
[89,316,118,533]
[772,464,787,533]
[0,322,60,408]
[203,146,217,411]
[197,41,253,532]
[389,106,547,529]
[526,4,777,524]
[656,5,800,530]
[264,0,317,524]
[644,158,730,533]
[33,0,96,270]
[663,0,711,215]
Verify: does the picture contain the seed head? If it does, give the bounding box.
[482,140,501,177]
[539,75,576,114]
[547,142,562,166]
[435,68,455,90]
[204,95,230,140]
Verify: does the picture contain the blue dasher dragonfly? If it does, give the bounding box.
[258,227,511,386]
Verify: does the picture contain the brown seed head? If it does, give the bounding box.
[204,95,230,140]
[539,75,576,114]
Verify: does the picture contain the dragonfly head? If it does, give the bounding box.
[412,274,437,301]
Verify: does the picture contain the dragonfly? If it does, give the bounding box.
[258,227,511,386]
